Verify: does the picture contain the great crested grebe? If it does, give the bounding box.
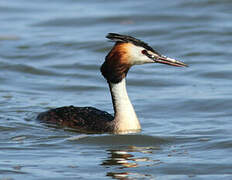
[37,33,187,134]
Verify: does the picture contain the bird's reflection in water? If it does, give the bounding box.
[102,145,162,179]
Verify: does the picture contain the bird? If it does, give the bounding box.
[37,33,187,134]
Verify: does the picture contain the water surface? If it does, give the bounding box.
[1,0,232,179]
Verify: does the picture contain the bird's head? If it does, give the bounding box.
[101,33,187,83]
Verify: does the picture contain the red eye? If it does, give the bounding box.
[141,50,147,55]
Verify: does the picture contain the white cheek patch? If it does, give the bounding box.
[128,46,154,65]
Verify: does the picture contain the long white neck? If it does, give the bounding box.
[109,78,141,133]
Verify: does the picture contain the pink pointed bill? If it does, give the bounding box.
[155,56,188,67]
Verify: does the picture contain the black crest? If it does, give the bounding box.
[106,33,161,55]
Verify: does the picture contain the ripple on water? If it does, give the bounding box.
[66,134,173,147]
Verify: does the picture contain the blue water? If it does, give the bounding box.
[1,0,232,179]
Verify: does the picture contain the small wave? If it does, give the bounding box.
[67,134,173,147]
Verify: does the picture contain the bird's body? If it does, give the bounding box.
[37,33,187,134]
[37,106,115,133]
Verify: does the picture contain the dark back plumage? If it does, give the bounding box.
[37,106,114,133]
